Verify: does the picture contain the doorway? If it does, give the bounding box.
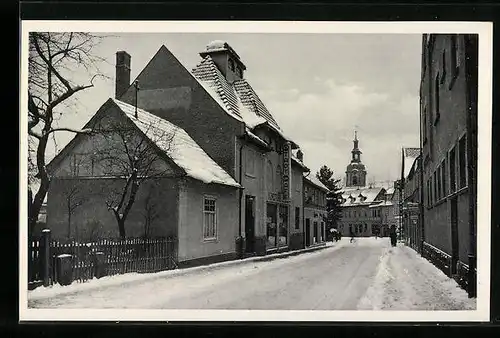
[245,195,255,253]
[305,218,311,247]
[450,197,459,275]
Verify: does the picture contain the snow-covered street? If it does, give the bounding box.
[28,238,475,310]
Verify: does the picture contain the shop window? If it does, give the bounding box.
[266,203,277,248]
[278,205,288,246]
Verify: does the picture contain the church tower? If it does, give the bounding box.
[345,131,367,187]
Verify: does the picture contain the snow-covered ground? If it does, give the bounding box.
[27,238,475,310]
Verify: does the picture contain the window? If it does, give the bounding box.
[313,221,318,242]
[228,58,235,72]
[459,136,467,188]
[429,176,433,206]
[450,147,456,192]
[267,160,274,191]
[434,73,440,125]
[433,171,438,204]
[441,160,447,198]
[423,106,428,144]
[245,149,255,176]
[266,203,277,248]
[203,197,217,240]
[295,207,300,230]
[275,164,282,192]
[70,153,93,176]
[437,166,441,200]
[450,35,460,89]
[441,50,447,85]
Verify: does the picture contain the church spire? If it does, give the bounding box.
[351,130,361,162]
[345,129,367,187]
[353,129,359,150]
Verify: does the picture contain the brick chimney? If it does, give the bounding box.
[115,51,131,99]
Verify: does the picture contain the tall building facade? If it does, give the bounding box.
[420,34,477,297]
[116,40,308,257]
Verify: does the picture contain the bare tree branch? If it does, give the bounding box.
[47,127,93,135]
[27,32,107,233]
[91,116,175,238]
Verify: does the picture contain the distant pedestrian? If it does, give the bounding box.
[349,228,355,243]
[389,225,397,247]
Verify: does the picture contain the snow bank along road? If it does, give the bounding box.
[28,238,475,310]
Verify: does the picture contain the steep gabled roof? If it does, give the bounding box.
[340,187,386,206]
[304,175,329,192]
[113,99,240,188]
[47,98,240,188]
[191,55,296,147]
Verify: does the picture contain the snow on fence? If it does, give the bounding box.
[28,231,178,289]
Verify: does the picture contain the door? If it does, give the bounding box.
[450,197,459,275]
[305,218,311,247]
[245,196,255,253]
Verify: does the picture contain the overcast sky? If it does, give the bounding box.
[44,32,422,184]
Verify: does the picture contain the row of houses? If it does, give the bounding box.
[44,40,329,267]
[398,34,478,297]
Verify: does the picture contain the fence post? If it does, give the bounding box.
[41,229,51,287]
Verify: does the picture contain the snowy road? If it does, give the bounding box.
[28,238,475,310]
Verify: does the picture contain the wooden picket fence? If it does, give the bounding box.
[28,232,178,289]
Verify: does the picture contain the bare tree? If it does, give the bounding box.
[141,187,160,238]
[27,32,107,234]
[92,116,175,239]
[62,182,88,239]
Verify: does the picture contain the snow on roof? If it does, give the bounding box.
[340,187,385,206]
[206,40,226,51]
[291,154,309,171]
[385,187,395,195]
[191,56,296,146]
[403,147,421,178]
[304,175,329,192]
[113,99,240,188]
[369,200,394,208]
[245,127,269,149]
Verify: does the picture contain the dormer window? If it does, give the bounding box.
[229,58,235,72]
